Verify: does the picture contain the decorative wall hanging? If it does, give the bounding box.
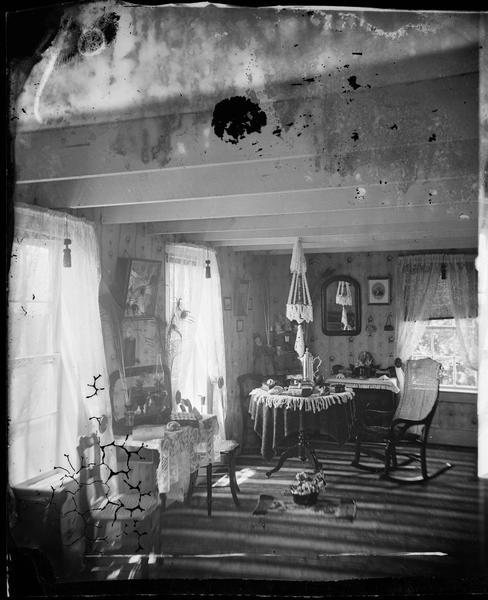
[223,297,232,311]
[236,319,244,332]
[114,258,162,319]
[286,239,313,357]
[63,215,71,268]
[367,277,391,305]
[384,313,394,331]
[366,315,377,336]
[205,248,211,278]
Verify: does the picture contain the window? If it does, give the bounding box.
[411,275,477,391]
[413,319,477,390]
[165,244,227,436]
[9,206,110,486]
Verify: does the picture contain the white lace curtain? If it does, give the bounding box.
[8,204,111,485]
[394,253,478,370]
[165,244,227,440]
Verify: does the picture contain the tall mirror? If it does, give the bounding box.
[321,275,361,336]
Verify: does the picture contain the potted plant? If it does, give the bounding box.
[289,470,327,506]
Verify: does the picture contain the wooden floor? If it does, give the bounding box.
[55,440,488,596]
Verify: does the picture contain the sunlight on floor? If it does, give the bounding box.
[213,467,256,488]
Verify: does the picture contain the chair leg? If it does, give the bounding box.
[206,463,212,517]
[351,438,386,473]
[384,440,396,477]
[420,442,428,480]
[380,443,454,484]
[352,436,361,467]
[391,445,398,469]
[228,451,240,507]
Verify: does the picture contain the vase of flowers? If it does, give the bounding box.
[289,470,327,506]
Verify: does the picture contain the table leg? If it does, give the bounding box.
[303,439,322,472]
[266,411,322,477]
[265,444,299,478]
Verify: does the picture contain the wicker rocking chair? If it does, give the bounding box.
[351,357,453,484]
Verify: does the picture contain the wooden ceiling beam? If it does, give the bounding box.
[228,236,477,253]
[209,230,477,247]
[146,203,477,235]
[92,177,476,224]
[170,219,476,243]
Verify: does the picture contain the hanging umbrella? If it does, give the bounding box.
[286,239,313,357]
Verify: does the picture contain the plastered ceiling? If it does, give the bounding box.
[12,2,481,253]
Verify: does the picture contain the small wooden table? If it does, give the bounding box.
[117,414,220,506]
[249,388,355,477]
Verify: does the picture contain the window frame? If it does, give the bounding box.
[413,316,477,394]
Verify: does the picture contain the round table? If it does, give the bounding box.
[249,387,355,477]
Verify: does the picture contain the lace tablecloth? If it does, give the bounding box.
[249,387,354,414]
[248,388,355,461]
[122,415,220,503]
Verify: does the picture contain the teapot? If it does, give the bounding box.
[300,348,322,381]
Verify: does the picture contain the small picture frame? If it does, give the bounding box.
[223,297,232,311]
[236,319,244,332]
[247,297,253,311]
[368,277,391,305]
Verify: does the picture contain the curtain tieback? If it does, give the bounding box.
[209,376,225,388]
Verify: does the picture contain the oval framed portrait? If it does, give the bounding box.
[368,277,391,305]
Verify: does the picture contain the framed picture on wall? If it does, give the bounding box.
[223,297,232,311]
[115,258,162,318]
[236,319,244,332]
[368,277,391,305]
[248,297,253,311]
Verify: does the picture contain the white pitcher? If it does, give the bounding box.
[301,348,322,381]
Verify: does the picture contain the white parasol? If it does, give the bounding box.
[286,239,313,357]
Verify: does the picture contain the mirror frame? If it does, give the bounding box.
[321,275,361,336]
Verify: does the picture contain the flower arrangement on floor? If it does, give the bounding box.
[289,470,327,505]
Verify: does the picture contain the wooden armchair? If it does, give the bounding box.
[351,357,453,484]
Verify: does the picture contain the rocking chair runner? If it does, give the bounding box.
[351,357,453,483]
